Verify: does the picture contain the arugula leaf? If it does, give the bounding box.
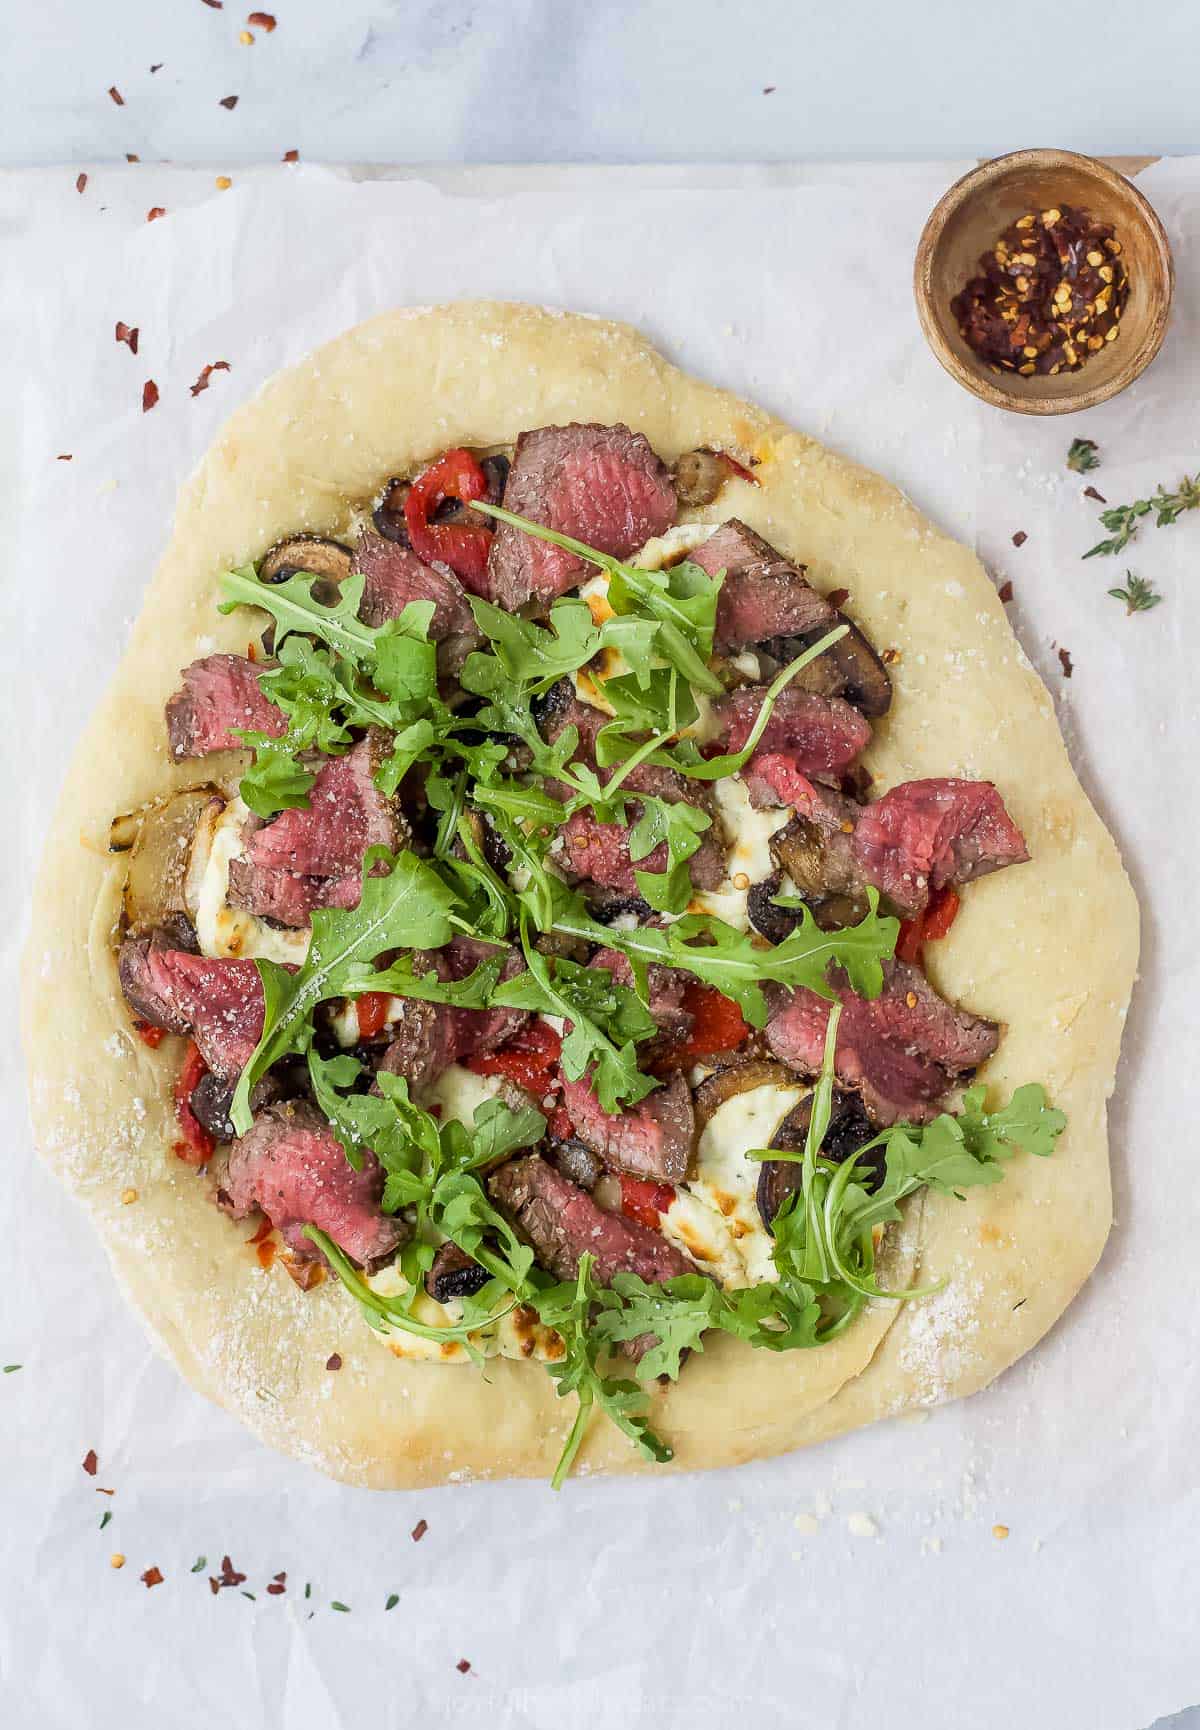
[220,566,379,664]
[230,850,460,1135]
[466,597,602,690]
[589,1272,719,1380]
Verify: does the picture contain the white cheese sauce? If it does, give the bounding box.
[186,796,311,966]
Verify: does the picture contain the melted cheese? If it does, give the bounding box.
[365,1264,565,1365]
[660,1081,808,1288]
[684,778,793,932]
[187,797,311,966]
[421,1063,506,1122]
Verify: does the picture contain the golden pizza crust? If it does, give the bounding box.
[20,304,1138,1486]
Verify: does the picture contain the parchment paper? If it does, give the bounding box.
[3,160,1197,1730]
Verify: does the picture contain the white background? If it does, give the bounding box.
[4,5,1200,1730]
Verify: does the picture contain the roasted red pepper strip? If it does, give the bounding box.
[353,991,391,1041]
[403,447,493,594]
[896,885,962,965]
[671,983,750,1063]
[466,1020,563,1095]
[620,1173,677,1230]
[133,1020,166,1049]
[547,1103,574,1142]
[173,1039,215,1166]
[714,450,758,486]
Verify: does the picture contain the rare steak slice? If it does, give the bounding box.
[765,960,1000,1125]
[375,937,530,1092]
[851,778,1029,917]
[559,1069,694,1183]
[489,1153,698,1286]
[442,935,530,1062]
[166,653,286,760]
[351,531,481,638]
[694,520,891,717]
[487,423,676,612]
[588,947,692,1038]
[117,936,265,1080]
[227,736,399,927]
[223,1100,406,1265]
[711,685,871,801]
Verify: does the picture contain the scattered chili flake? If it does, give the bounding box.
[457,1660,472,1675]
[190,1555,206,1572]
[1057,646,1074,678]
[83,1449,98,1476]
[111,1553,126,1569]
[282,148,299,162]
[133,1019,165,1048]
[992,1524,1010,1541]
[150,62,163,72]
[248,11,278,28]
[75,172,87,194]
[273,1571,286,1583]
[220,95,239,110]
[56,453,72,462]
[142,380,159,413]
[952,206,1128,377]
[108,86,125,106]
[141,1566,164,1588]
[200,0,223,8]
[96,1486,115,1496]
[385,1593,399,1610]
[325,1353,342,1372]
[411,1519,428,1543]
[215,175,233,190]
[331,1601,350,1613]
[189,359,231,396]
[99,1510,112,1530]
[1083,485,1107,503]
[115,321,139,354]
[826,587,850,609]
[997,580,1014,603]
[125,152,140,162]
[266,1582,286,1596]
[762,85,776,94]
[1011,530,1027,548]
[147,206,166,222]
[209,1555,247,1593]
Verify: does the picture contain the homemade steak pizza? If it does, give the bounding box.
[23,305,1137,1487]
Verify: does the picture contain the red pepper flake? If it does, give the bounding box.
[1011,530,1027,548]
[56,453,73,462]
[1083,485,1107,503]
[266,1573,287,1595]
[150,63,163,73]
[246,639,259,661]
[713,449,759,486]
[762,85,776,94]
[201,0,223,7]
[456,1660,472,1675]
[133,1019,165,1048]
[146,206,166,222]
[209,1555,247,1593]
[1057,646,1074,678]
[115,321,139,354]
[997,580,1014,603]
[248,11,278,28]
[189,359,231,397]
[282,148,299,162]
[826,587,850,610]
[82,1449,98,1476]
[896,885,961,966]
[325,1353,342,1372]
[219,95,239,110]
[141,1566,164,1588]
[95,1486,116,1496]
[108,85,125,106]
[125,152,140,162]
[75,172,88,194]
[142,379,159,413]
[411,1519,428,1543]
[248,1216,273,1246]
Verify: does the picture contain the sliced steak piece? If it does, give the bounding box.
[489,1153,697,1286]
[351,531,481,638]
[442,935,530,1061]
[377,999,461,1093]
[424,1240,490,1303]
[223,1100,406,1265]
[765,959,1000,1125]
[227,736,400,927]
[712,685,871,801]
[695,521,891,716]
[588,947,692,1038]
[559,1069,693,1183]
[117,936,266,1080]
[166,653,286,760]
[487,423,676,612]
[851,778,1029,918]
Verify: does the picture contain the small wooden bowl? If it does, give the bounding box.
[914,149,1173,415]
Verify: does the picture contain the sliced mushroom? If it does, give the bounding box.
[549,1137,603,1190]
[122,787,222,935]
[767,818,870,930]
[755,1090,880,1231]
[692,1060,800,1136]
[259,534,354,587]
[672,448,726,507]
[747,872,801,945]
[372,477,411,545]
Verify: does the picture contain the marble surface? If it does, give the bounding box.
[4,0,1200,167]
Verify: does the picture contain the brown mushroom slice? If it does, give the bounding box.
[767,818,871,930]
[122,787,222,935]
[672,448,726,507]
[797,619,892,719]
[372,477,411,545]
[747,872,801,945]
[755,1090,880,1231]
[692,1060,800,1136]
[259,534,354,587]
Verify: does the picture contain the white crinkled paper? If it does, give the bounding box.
[3,160,1198,1730]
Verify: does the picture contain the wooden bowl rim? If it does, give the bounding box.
[913,148,1174,417]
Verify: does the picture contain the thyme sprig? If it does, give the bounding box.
[1083,472,1200,558]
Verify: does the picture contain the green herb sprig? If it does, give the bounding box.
[1106,570,1163,614]
[1083,473,1200,558]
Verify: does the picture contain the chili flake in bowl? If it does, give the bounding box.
[914,149,1172,416]
[951,205,1127,377]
